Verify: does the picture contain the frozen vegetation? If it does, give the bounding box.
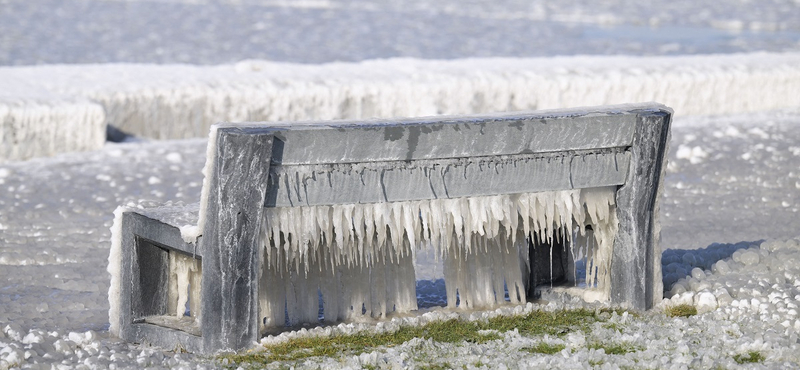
[1,0,800,368]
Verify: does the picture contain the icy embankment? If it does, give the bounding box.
[2,52,800,161]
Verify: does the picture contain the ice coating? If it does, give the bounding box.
[195,125,218,244]
[106,207,126,336]
[259,186,617,326]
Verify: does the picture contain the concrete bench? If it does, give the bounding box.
[108,103,671,353]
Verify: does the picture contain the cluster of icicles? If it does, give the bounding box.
[256,187,618,329]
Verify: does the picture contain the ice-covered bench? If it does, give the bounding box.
[108,103,671,353]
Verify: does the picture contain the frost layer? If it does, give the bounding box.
[259,187,617,328]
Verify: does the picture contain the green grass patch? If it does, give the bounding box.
[665,304,697,317]
[588,342,642,355]
[221,319,500,365]
[733,351,765,364]
[482,308,604,336]
[602,322,623,332]
[522,342,566,355]
[220,308,624,367]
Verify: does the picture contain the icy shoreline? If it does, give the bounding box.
[3,52,800,161]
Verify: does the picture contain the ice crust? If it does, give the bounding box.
[2,52,800,161]
[259,187,617,327]
[106,207,125,336]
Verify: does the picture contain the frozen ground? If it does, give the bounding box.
[2,109,800,368]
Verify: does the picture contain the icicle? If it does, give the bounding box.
[168,252,200,318]
[258,186,618,324]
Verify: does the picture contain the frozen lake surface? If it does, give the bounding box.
[1,0,799,65]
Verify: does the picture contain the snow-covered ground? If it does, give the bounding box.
[1,0,800,368]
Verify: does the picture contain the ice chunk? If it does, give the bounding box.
[694,291,718,313]
[712,260,731,275]
[739,250,760,266]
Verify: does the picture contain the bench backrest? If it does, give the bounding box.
[194,103,671,351]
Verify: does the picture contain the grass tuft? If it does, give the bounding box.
[589,359,604,366]
[588,342,641,355]
[665,304,697,317]
[733,351,765,364]
[522,342,566,355]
